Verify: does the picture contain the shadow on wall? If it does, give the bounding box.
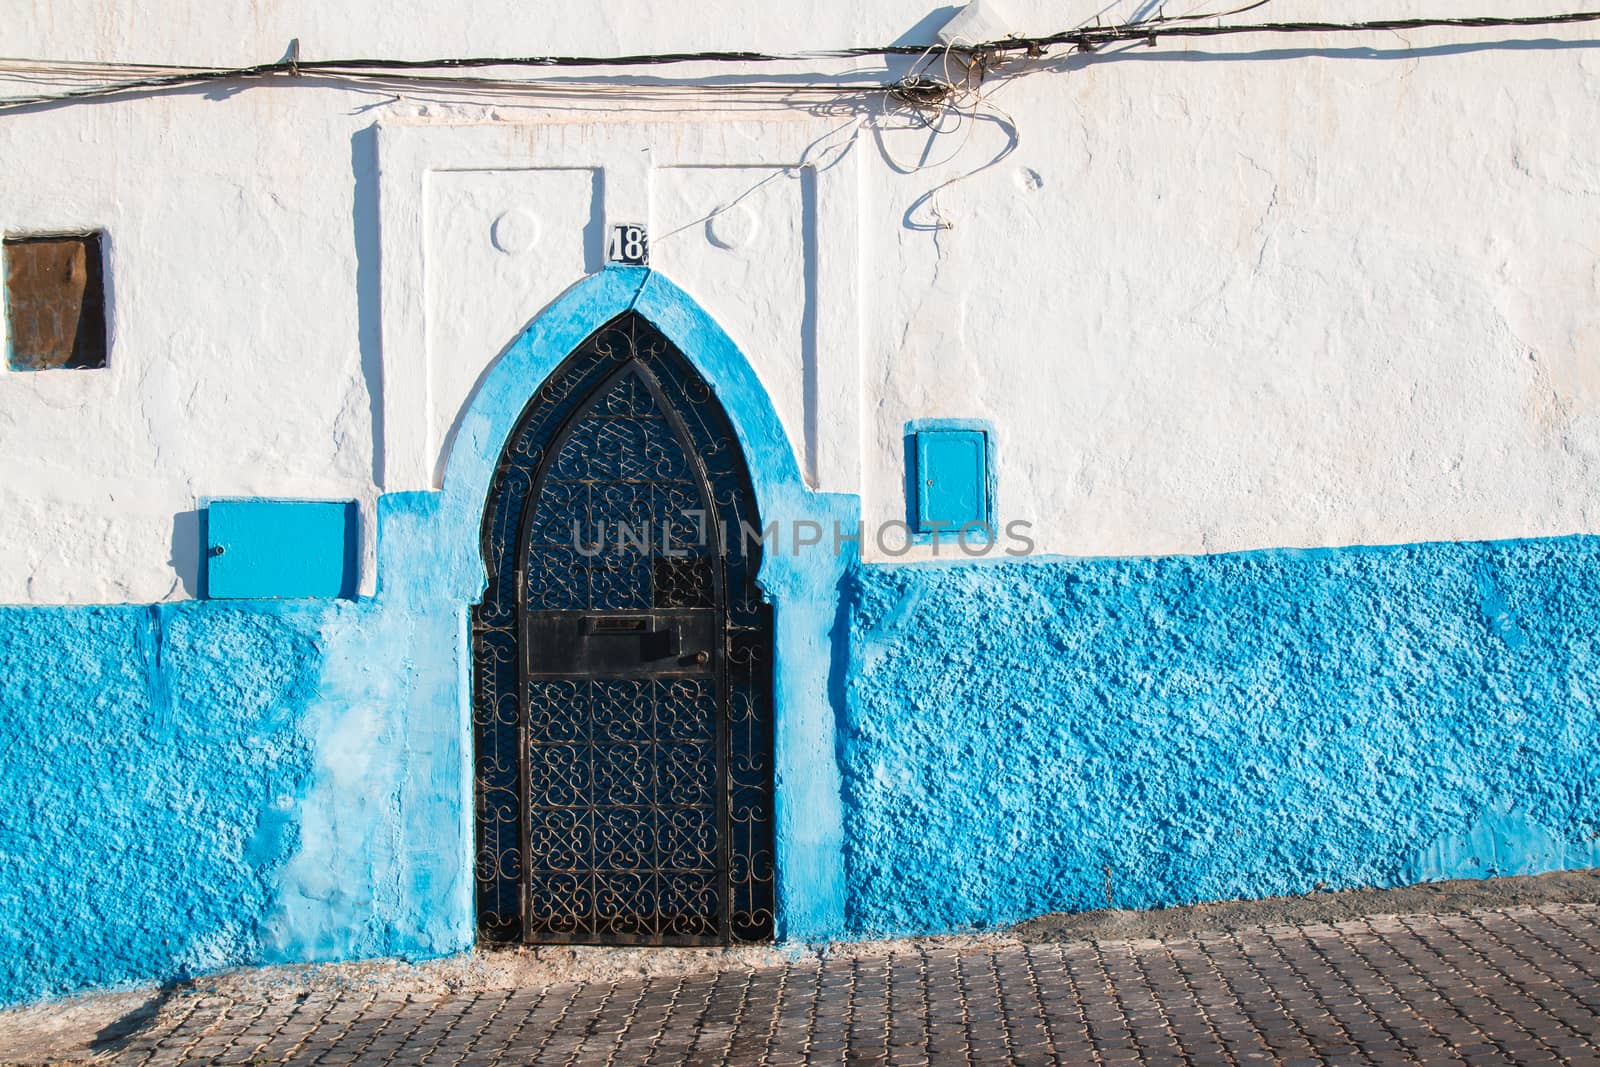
[351,125,384,485]
[167,509,205,599]
[890,5,961,46]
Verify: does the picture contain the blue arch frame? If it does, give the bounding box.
[432,266,855,943]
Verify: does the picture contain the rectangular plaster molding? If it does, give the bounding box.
[376,116,863,496]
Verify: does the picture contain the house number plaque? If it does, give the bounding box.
[606,224,649,266]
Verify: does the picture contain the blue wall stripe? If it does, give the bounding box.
[842,537,1600,935]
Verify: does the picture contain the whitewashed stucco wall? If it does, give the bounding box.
[3,0,1600,601]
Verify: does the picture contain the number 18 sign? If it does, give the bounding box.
[607,224,649,266]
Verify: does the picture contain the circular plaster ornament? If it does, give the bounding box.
[706,202,760,250]
[491,208,541,254]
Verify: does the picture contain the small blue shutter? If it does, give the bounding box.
[915,429,989,532]
[206,499,358,599]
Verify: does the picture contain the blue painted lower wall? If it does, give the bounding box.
[841,536,1600,936]
[0,604,319,1002]
[0,493,474,1007]
[5,526,1600,1004]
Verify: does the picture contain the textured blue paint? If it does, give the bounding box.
[261,492,473,969]
[843,537,1600,936]
[0,491,475,1007]
[206,499,359,600]
[0,603,322,1003]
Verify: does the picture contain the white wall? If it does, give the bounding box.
[4,0,1600,601]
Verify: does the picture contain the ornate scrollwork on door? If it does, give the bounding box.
[472,312,774,945]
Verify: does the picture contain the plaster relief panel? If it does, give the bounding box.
[425,167,598,485]
[652,165,811,485]
[379,119,861,497]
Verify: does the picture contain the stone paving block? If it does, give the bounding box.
[56,904,1600,1065]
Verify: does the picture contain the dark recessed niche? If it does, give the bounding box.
[4,233,107,371]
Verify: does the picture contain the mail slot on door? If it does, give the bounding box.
[524,609,718,676]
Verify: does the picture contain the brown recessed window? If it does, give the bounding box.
[4,233,107,370]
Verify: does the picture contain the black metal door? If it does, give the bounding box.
[472,312,774,946]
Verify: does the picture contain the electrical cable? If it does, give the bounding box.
[4,9,1600,111]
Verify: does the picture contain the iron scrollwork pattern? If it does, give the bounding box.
[472,312,774,945]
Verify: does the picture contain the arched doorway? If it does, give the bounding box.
[472,310,775,945]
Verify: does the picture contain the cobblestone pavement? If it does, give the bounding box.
[76,904,1600,1065]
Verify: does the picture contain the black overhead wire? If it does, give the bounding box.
[1055,9,1600,49]
[4,8,1600,111]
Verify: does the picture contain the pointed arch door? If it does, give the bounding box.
[472,312,775,945]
